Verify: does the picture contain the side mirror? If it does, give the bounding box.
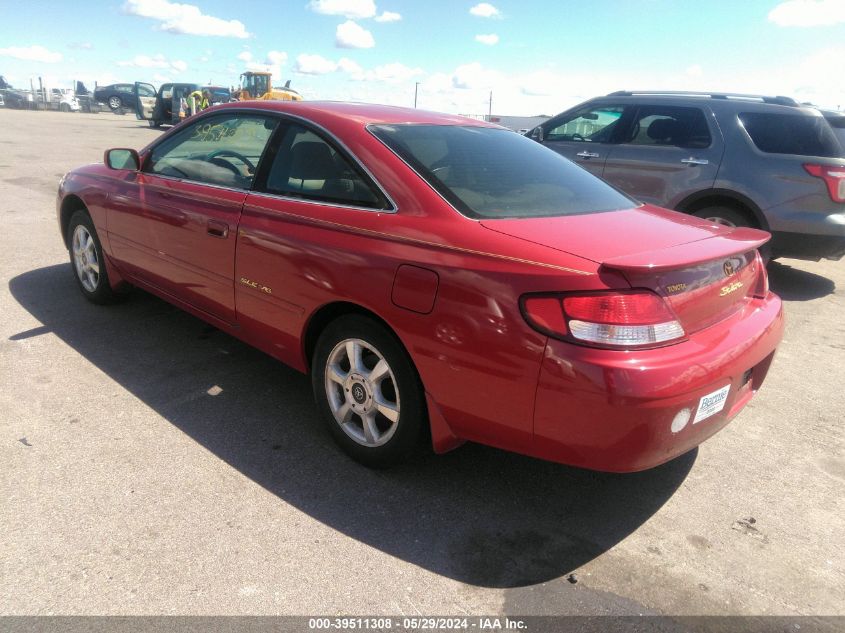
[530,127,545,142]
[105,148,140,171]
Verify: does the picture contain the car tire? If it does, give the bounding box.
[311,314,426,468]
[67,210,126,305]
[148,119,161,128]
[692,205,753,229]
[108,96,122,111]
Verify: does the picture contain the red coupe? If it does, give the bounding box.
[57,101,784,471]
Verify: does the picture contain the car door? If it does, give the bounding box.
[536,103,632,176]
[107,112,279,323]
[133,82,156,120]
[601,104,724,207]
[235,120,393,368]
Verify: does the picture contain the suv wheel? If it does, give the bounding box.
[692,206,753,229]
[108,96,122,110]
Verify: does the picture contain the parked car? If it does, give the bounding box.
[56,101,784,471]
[206,85,232,105]
[527,91,845,261]
[133,81,200,127]
[93,83,136,110]
[1,89,33,109]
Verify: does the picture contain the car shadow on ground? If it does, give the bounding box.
[767,260,836,301]
[9,264,695,589]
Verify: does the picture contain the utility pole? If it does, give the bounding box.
[414,82,420,108]
[488,90,492,121]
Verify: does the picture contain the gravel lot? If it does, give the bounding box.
[0,108,843,617]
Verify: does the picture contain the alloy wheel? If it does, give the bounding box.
[704,216,737,228]
[72,225,100,292]
[324,338,401,447]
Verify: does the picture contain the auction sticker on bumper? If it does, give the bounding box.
[693,384,731,424]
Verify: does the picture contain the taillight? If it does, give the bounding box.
[522,290,686,349]
[804,163,845,203]
[753,250,769,298]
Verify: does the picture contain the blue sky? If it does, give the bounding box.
[1,0,844,114]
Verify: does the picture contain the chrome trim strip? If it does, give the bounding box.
[141,172,249,196]
[246,190,394,214]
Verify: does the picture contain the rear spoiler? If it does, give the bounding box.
[600,227,770,272]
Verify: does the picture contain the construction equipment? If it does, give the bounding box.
[233,72,302,102]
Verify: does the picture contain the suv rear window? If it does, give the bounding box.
[739,112,841,157]
[370,124,635,219]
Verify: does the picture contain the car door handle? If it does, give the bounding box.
[576,151,600,159]
[207,220,229,238]
[681,157,709,165]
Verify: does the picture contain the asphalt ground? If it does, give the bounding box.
[0,108,842,617]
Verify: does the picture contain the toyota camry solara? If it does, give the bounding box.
[57,101,784,471]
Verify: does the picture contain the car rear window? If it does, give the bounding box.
[739,112,841,157]
[369,124,636,219]
[823,113,845,151]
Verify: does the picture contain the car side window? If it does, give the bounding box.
[263,123,389,209]
[545,105,626,143]
[624,106,712,149]
[146,114,278,189]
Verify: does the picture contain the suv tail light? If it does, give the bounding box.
[522,290,686,349]
[804,163,845,203]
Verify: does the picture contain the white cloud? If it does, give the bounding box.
[375,11,401,22]
[308,0,376,19]
[769,0,845,26]
[519,70,559,96]
[242,50,289,81]
[469,3,500,18]
[0,45,63,63]
[122,0,250,38]
[68,42,93,50]
[685,64,703,78]
[451,62,502,90]
[237,51,253,62]
[336,20,375,48]
[475,33,499,45]
[370,62,423,83]
[266,50,288,67]
[337,57,364,76]
[116,53,188,74]
[294,53,338,75]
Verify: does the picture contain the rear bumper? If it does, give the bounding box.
[530,293,784,472]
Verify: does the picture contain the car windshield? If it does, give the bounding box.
[369,124,635,219]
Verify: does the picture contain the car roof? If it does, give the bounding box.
[210,100,497,128]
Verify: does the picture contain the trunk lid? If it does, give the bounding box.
[481,205,771,333]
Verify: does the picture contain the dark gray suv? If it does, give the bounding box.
[528,91,845,261]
